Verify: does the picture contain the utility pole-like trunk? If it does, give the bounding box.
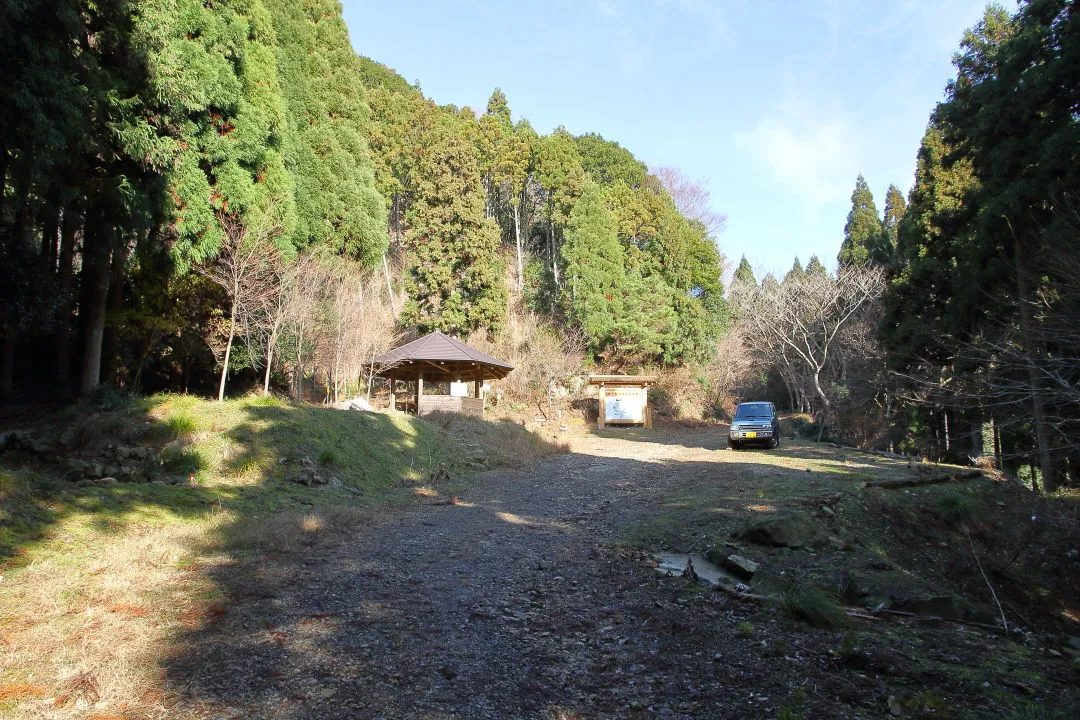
[78,211,112,396]
[1014,240,1056,492]
[513,199,524,289]
[263,341,276,395]
[382,254,398,321]
[217,289,238,403]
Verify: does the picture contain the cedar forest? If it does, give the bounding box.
[0,0,1076,492]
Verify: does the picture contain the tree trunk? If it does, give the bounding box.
[1014,240,1056,491]
[41,188,60,270]
[382,254,397,321]
[54,202,78,393]
[0,322,14,399]
[812,368,831,443]
[77,212,112,396]
[294,321,305,404]
[99,238,129,388]
[513,195,524,289]
[217,302,236,403]
[263,338,276,395]
[548,220,560,287]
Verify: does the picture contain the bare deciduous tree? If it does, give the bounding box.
[199,212,282,402]
[733,265,886,439]
[653,166,727,238]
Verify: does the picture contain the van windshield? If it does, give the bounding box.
[735,403,771,420]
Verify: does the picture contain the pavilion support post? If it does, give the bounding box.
[598,384,606,429]
[474,367,483,416]
[644,384,652,429]
[415,367,424,417]
[388,373,396,412]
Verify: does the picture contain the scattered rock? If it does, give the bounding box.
[724,554,759,580]
[292,456,326,485]
[704,546,733,566]
[425,463,451,484]
[839,571,867,604]
[327,477,343,489]
[749,570,787,595]
[0,430,28,451]
[334,396,375,412]
[737,511,827,549]
[94,477,119,485]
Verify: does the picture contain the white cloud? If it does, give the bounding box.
[736,112,856,210]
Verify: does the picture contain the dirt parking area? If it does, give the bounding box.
[166,425,1079,719]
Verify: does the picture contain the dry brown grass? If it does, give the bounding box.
[422,411,569,469]
[652,366,713,421]
[0,514,220,720]
[466,298,587,409]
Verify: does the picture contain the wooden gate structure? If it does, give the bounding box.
[373,331,513,418]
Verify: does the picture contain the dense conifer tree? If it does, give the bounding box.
[875,184,907,265]
[838,175,881,267]
[733,256,757,287]
[401,120,506,336]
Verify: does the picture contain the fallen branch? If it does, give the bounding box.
[716,585,768,602]
[966,527,1009,635]
[861,470,983,490]
[829,443,923,462]
[874,608,1004,633]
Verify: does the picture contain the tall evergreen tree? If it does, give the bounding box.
[573,133,648,188]
[784,257,805,284]
[733,255,757,287]
[533,128,584,287]
[838,174,881,267]
[875,184,907,265]
[401,120,506,336]
[265,0,387,264]
[881,0,1078,490]
[805,255,828,278]
[561,179,625,351]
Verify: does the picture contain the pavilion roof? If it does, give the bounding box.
[373,331,513,379]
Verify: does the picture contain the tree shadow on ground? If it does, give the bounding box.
[158,428,1079,720]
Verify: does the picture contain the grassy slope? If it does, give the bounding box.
[0,394,563,719]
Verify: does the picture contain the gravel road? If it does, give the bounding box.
[167,427,802,719]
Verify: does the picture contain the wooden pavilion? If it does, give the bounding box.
[373,331,513,417]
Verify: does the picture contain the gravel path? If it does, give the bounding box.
[167,428,790,720]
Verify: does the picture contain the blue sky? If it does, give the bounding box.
[343,0,992,279]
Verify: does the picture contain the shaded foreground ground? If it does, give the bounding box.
[165,426,1079,719]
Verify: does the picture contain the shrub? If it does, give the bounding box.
[937,493,975,529]
[166,413,198,439]
[780,580,847,628]
[159,447,204,476]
